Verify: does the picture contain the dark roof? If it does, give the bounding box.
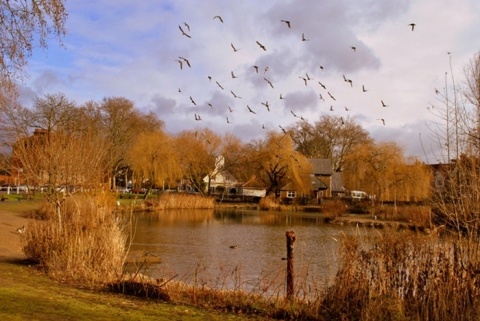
[331,172,345,192]
[308,159,333,175]
[280,174,328,191]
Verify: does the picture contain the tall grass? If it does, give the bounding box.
[321,232,480,321]
[22,193,130,285]
[152,193,215,210]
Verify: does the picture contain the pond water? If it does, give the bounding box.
[129,209,373,292]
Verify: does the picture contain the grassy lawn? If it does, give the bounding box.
[0,261,263,321]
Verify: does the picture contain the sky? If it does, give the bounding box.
[19,0,480,163]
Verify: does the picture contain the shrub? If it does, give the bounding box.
[22,193,129,285]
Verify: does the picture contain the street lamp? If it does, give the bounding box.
[16,168,23,194]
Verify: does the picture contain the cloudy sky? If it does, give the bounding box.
[21,0,480,163]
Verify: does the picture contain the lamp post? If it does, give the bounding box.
[16,168,23,194]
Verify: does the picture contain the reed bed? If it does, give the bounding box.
[152,193,215,210]
[321,232,480,321]
[21,193,130,285]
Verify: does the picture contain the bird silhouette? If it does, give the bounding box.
[253,65,259,73]
[328,92,336,101]
[291,110,299,118]
[264,77,274,88]
[175,59,183,69]
[362,85,368,92]
[256,41,267,51]
[202,133,211,144]
[408,23,416,31]
[208,103,213,109]
[330,105,334,111]
[281,20,291,28]
[213,15,223,23]
[178,56,191,67]
[194,113,201,121]
[230,90,242,99]
[279,125,287,134]
[226,117,231,124]
[279,93,284,99]
[350,46,356,52]
[301,33,309,41]
[231,43,240,52]
[381,100,388,107]
[183,22,190,31]
[299,76,308,86]
[346,79,353,87]
[378,118,385,125]
[319,93,325,101]
[340,117,345,124]
[190,96,196,105]
[247,105,256,114]
[228,106,234,112]
[178,25,191,38]
[231,71,238,78]
[344,106,350,111]
[207,75,212,82]
[216,81,224,90]
[319,65,324,70]
[318,81,326,89]
[261,101,270,111]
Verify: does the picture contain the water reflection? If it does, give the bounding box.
[130,209,372,291]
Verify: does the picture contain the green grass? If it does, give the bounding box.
[0,261,263,321]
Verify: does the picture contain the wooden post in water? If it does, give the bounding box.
[286,230,296,300]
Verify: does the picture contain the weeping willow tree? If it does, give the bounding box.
[246,131,312,196]
[127,130,182,194]
[343,141,432,203]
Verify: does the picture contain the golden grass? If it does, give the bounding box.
[21,193,129,285]
[152,193,215,210]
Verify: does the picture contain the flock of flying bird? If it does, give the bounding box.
[174,15,418,140]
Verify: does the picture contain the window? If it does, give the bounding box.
[287,191,296,198]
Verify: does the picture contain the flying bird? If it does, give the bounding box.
[318,81,326,89]
[226,117,231,124]
[299,76,308,86]
[340,117,345,125]
[252,65,259,73]
[362,85,368,92]
[178,25,191,38]
[301,33,309,41]
[261,101,270,112]
[194,113,201,121]
[328,92,336,101]
[230,90,242,99]
[179,56,191,67]
[247,105,256,114]
[256,40,267,51]
[231,71,238,78]
[319,65,324,70]
[190,96,196,105]
[330,105,334,111]
[344,106,350,111]
[281,20,291,28]
[381,100,388,107]
[279,125,287,134]
[202,132,211,144]
[279,93,284,99]
[228,106,234,112]
[175,59,183,69]
[213,15,224,23]
[264,77,274,88]
[207,75,212,82]
[231,43,240,52]
[378,118,385,126]
[208,103,213,109]
[183,22,190,31]
[319,93,325,101]
[408,23,416,31]
[291,110,299,118]
[346,79,353,87]
[216,81,224,90]
[350,46,356,52]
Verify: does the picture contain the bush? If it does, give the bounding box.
[22,193,129,285]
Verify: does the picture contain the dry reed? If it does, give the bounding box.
[152,193,215,210]
[22,193,129,285]
[321,232,480,321]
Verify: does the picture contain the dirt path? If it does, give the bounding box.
[0,209,29,262]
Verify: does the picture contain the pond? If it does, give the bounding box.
[129,209,373,293]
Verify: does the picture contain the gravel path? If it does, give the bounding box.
[0,209,28,262]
